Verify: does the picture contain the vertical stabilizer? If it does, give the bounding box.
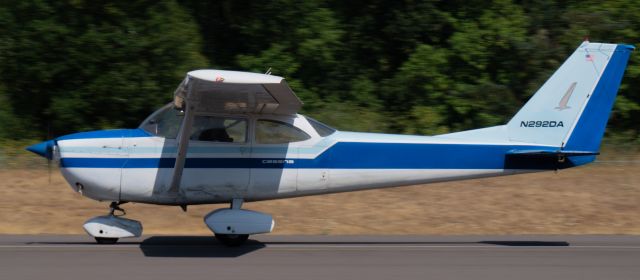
[506,42,633,150]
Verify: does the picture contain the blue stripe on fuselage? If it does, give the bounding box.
[60,142,578,170]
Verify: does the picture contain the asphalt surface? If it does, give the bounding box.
[0,235,639,280]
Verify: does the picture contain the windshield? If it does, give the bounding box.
[140,104,184,138]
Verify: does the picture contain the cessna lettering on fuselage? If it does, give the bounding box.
[520,120,564,127]
[262,159,295,164]
[24,41,634,246]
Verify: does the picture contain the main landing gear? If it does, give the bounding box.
[83,201,143,244]
[82,199,275,247]
[205,199,275,247]
[214,233,250,247]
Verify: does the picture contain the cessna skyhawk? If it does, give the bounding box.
[27,41,634,246]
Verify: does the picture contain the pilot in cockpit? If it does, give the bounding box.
[191,116,233,142]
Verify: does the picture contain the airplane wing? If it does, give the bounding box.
[169,69,302,194]
[173,69,303,115]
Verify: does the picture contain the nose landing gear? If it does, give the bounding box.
[108,201,126,216]
[83,201,143,244]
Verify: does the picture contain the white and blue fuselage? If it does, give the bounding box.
[53,116,568,206]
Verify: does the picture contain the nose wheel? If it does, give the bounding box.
[83,201,142,244]
[94,202,128,244]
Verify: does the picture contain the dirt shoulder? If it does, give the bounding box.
[0,161,638,235]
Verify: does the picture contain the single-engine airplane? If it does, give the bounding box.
[27,41,634,246]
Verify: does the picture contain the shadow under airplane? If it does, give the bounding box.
[137,236,569,258]
[139,236,266,257]
[27,236,570,258]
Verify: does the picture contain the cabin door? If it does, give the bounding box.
[179,115,251,200]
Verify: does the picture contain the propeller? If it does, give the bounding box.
[47,121,52,184]
[25,122,57,184]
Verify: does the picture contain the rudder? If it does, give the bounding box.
[563,44,634,151]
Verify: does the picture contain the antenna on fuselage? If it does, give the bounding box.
[265,67,272,75]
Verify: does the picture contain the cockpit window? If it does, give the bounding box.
[306,117,336,137]
[190,116,247,143]
[256,119,311,144]
[140,104,184,139]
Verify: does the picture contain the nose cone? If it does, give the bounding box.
[26,140,55,159]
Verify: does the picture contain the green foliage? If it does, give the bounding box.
[0,0,638,141]
[305,100,389,133]
[560,0,640,141]
[0,86,24,139]
[405,106,450,135]
[0,0,208,138]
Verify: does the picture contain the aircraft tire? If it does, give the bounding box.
[215,234,249,247]
[95,237,119,244]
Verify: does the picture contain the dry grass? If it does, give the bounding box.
[0,159,638,235]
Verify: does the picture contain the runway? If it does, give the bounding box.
[1,235,639,280]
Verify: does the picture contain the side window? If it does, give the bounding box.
[190,116,247,143]
[256,120,311,144]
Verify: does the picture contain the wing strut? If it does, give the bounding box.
[168,89,196,194]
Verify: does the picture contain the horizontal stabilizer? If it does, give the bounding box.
[505,149,599,170]
[507,150,599,157]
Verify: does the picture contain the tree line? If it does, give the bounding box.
[0,0,638,143]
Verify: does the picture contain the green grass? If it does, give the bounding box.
[0,139,49,169]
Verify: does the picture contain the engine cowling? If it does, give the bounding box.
[204,209,274,235]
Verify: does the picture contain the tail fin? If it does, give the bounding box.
[506,41,634,151]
